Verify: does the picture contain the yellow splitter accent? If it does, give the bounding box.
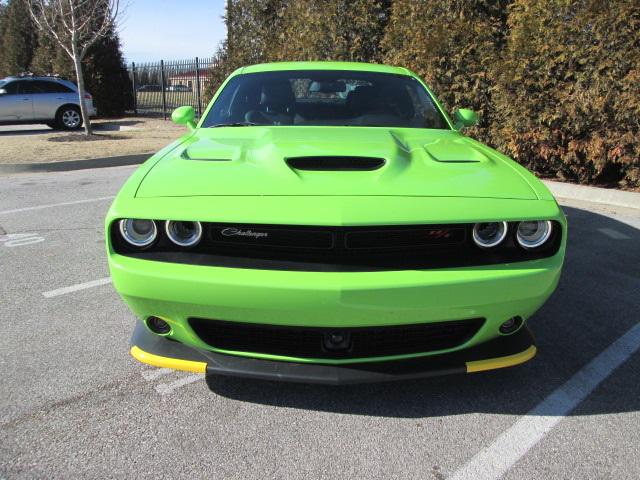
[130,346,207,373]
[466,345,537,373]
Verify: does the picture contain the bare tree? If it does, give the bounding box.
[25,0,120,134]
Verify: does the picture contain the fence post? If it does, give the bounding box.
[160,59,167,120]
[131,62,138,115]
[195,57,202,117]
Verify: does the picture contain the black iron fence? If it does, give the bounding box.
[128,56,219,119]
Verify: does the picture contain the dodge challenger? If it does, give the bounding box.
[106,61,566,384]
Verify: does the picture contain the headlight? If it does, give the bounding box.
[516,220,552,249]
[165,220,202,247]
[472,221,508,248]
[119,219,157,247]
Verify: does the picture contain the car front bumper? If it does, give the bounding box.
[110,249,562,367]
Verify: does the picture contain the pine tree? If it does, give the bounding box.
[492,0,640,187]
[0,0,39,76]
[382,0,510,137]
[275,0,391,63]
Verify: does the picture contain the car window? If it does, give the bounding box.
[3,81,21,94]
[202,70,449,129]
[29,80,74,94]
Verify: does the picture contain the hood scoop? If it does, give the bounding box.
[286,156,385,171]
[424,138,489,163]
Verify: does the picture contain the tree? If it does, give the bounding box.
[25,0,121,134]
[0,0,39,77]
[275,0,391,63]
[382,0,510,138]
[492,0,640,188]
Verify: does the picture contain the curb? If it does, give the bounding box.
[543,180,639,210]
[0,154,149,174]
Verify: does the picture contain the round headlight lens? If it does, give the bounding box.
[516,220,552,249]
[119,219,157,247]
[165,220,202,247]
[472,221,508,248]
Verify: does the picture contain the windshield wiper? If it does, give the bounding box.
[208,122,258,128]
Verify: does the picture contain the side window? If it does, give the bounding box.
[3,81,21,94]
[31,80,73,93]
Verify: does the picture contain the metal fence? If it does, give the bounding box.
[128,56,219,119]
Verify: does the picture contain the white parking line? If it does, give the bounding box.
[155,374,203,395]
[0,196,114,215]
[141,368,174,381]
[598,228,631,240]
[449,322,640,480]
[42,277,112,298]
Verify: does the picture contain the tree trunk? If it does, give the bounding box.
[71,43,92,135]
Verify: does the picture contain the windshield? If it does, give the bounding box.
[0,80,7,88]
[202,70,449,129]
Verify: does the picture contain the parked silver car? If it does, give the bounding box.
[0,75,97,130]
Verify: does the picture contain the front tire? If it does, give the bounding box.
[56,106,83,130]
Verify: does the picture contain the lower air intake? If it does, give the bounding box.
[189,317,485,360]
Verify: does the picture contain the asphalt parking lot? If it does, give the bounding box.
[1,165,639,479]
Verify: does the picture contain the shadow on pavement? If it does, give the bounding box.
[205,205,640,418]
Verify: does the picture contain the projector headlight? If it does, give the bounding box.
[516,220,553,250]
[165,220,202,247]
[119,219,157,247]
[472,221,508,248]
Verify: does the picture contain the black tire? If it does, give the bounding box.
[55,105,83,130]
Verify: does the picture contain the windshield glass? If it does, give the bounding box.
[202,70,449,129]
[0,80,7,88]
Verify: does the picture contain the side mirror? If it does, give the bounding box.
[453,108,479,130]
[171,105,196,131]
[0,88,7,95]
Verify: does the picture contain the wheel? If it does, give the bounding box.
[55,106,83,130]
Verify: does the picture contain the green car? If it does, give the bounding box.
[106,61,566,384]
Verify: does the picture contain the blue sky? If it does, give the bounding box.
[118,0,227,63]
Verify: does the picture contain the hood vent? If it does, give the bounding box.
[286,156,385,171]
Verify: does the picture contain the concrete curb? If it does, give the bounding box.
[543,180,639,210]
[0,154,149,174]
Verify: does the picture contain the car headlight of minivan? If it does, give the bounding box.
[119,219,157,247]
[516,220,553,249]
[165,220,202,247]
[472,221,508,248]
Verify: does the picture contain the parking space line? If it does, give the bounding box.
[449,322,640,480]
[141,368,174,381]
[154,374,203,395]
[598,228,631,240]
[0,196,114,215]
[42,277,112,298]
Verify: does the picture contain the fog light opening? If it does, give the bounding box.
[146,316,171,335]
[499,316,523,335]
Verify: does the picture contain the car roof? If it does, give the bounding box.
[1,76,77,89]
[238,61,412,76]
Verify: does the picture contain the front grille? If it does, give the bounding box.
[189,318,485,360]
[112,221,562,271]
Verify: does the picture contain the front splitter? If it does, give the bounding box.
[130,322,536,385]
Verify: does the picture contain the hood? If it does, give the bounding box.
[135,127,537,200]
